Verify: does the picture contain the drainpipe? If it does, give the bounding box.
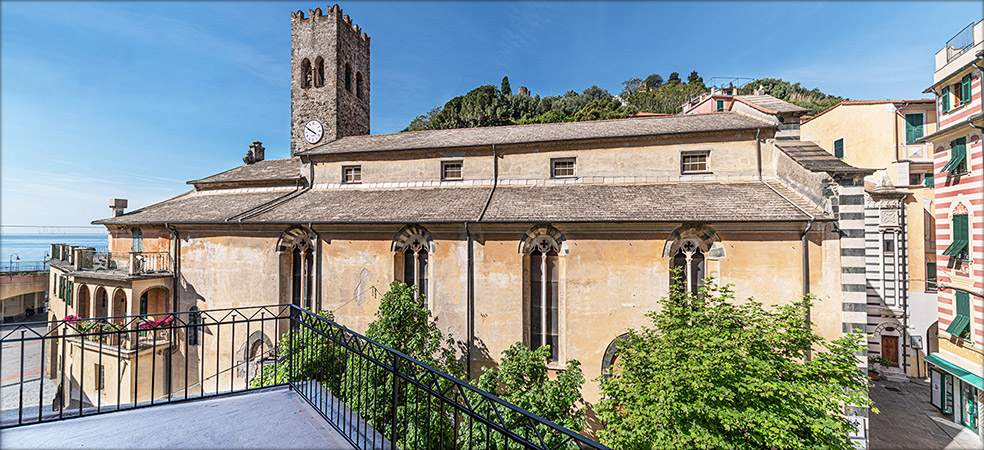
[898,196,910,377]
[478,144,499,221]
[465,221,474,380]
[165,223,179,313]
[310,222,321,313]
[755,128,762,180]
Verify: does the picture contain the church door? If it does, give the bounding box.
[881,335,899,367]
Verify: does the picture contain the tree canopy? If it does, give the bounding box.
[596,276,872,450]
[404,72,843,131]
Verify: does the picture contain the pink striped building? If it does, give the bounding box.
[919,19,984,441]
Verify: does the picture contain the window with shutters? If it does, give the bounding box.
[942,138,967,175]
[942,212,969,260]
[927,263,937,291]
[924,173,935,187]
[132,228,142,253]
[945,291,972,340]
[942,86,951,112]
[715,100,724,112]
[834,138,845,159]
[905,113,924,144]
[958,74,971,106]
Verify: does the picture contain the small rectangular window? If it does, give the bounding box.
[909,174,922,186]
[342,166,362,184]
[905,113,924,144]
[834,138,845,159]
[926,263,937,291]
[715,100,724,112]
[681,151,709,174]
[551,158,576,178]
[883,239,894,253]
[441,161,463,181]
[941,86,950,112]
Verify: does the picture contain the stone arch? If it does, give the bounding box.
[276,226,316,253]
[662,223,724,260]
[111,288,127,323]
[137,286,170,317]
[240,331,274,379]
[391,224,433,253]
[300,58,312,89]
[76,283,90,318]
[356,71,364,99]
[601,333,630,379]
[313,56,325,88]
[93,286,109,318]
[518,224,567,255]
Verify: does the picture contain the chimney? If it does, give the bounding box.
[243,141,265,165]
[110,198,128,217]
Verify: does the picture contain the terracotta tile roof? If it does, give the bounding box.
[298,112,774,156]
[188,158,303,186]
[800,99,935,124]
[733,95,809,115]
[774,141,874,175]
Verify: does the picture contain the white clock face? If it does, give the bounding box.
[303,120,324,144]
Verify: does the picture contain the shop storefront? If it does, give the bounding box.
[926,354,981,435]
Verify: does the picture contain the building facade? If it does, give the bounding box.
[800,99,939,379]
[919,19,984,441]
[44,7,873,444]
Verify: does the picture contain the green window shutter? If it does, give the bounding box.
[945,291,972,338]
[924,173,934,187]
[905,114,923,144]
[942,86,950,112]
[927,262,937,289]
[942,138,967,174]
[942,214,970,257]
[716,100,724,112]
[834,138,844,159]
[67,280,73,306]
[962,75,971,104]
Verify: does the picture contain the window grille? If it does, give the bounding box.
[441,161,463,181]
[681,151,709,174]
[551,158,575,178]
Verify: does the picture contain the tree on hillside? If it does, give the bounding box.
[747,78,844,115]
[667,72,681,84]
[404,106,442,132]
[644,73,664,89]
[597,276,872,450]
[501,76,512,96]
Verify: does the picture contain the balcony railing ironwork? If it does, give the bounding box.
[76,250,173,275]
[0,261,48,274]
[0,305,608,450]
[946,22,976,63]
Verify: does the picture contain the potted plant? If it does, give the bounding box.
[867,355,891,380]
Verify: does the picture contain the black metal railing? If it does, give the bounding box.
[0,261,48,274]
[283,306,607,450]
[0,305,607,449]
[0,305,290,428]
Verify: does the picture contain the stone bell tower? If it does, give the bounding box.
[290,4,370,156]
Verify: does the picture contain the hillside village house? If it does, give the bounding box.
[44,5,872,439]
[918,19,984,441]
[799,99,939,380]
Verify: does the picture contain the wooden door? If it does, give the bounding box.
[882,335,899,367]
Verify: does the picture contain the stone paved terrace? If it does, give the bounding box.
[869,377,981,450]
[0,387,354,449]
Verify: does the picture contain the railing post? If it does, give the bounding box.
[391,353,399,450]
[128,253,138,275]
[288,307,294,389]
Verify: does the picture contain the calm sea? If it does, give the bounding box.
[1,233,108,264]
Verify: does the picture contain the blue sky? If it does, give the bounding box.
[2,1,981,227]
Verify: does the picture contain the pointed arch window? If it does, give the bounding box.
[402,236,429,308]
[290,239,315,309]
[529,236,560,362]
[300,58,312,89]
[356,72,364,99]
[672,239,705,296]
[313,57,325,88]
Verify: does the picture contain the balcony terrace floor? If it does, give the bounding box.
[0,386,353,449]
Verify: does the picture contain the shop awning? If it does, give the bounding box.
[924,354,984,390]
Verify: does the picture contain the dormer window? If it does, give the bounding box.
[441,161,463,181]
[342,166,362,184]
[551,158,576,178]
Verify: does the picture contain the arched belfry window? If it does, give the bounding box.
[528,235,560,362]
[300,59,312,89]
[392,225,432,308]
[672,239,705,296]
[356,72,364,99]
[344,63,353,92]
[277,227,316,310]
[313,57,325,88]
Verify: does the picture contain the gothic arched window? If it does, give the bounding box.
[402,235,429,308]
[672,239,705,296]
[300,58,312,89]
[356,72,364,99]
[528,236,560,362]
[313,57,325,88]
[290,238,314,309]
[344,63,353,92]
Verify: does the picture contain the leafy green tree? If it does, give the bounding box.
[597,276,872,450]
[500,76,512,96]
[404,106,443,132]
[667,71,681,84]
[572,97,636,122]
[747,78,844,115]
[643,73,663,89]
[249,309,345,392]
[474,343,586,435]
